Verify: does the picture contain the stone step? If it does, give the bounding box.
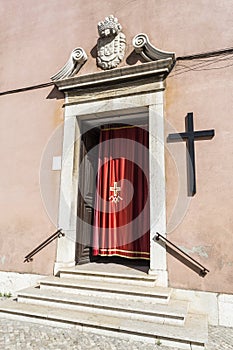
[59,265,156,287]
[0,299,207,349]
[39,276,171,303]
[17,287,188,325]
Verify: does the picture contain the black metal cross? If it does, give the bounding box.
[167,113,215,196]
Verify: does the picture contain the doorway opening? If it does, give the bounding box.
[76,112,150,269]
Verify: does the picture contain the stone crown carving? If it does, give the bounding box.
[133,33,175,62]
[97,15,126,70]
[51,47,87,81]
[98,15,122,37]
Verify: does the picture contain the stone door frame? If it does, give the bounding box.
[54,61,172,286]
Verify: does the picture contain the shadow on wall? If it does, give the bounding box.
[126,50,148,65]
[46,86,64,100]
[90,44,97,59]
[155,238,208,278]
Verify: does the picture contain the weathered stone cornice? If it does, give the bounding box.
[54,59,175,92]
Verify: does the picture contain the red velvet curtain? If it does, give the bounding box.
[92,125,150,259]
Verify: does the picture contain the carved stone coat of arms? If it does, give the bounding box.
[97,15,126,70]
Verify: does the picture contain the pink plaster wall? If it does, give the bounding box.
[2,0,232,88]
[0,88,63,275]
[0,0,232,291]
[165,61,233,294]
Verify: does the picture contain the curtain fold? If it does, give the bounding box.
[92,125,150,259]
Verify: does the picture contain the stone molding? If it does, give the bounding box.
[51,47,87,81]
[133,33,175,62]
[65,80,164,105]
[54,60,175,92]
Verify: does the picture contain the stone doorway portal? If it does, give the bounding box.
[54,61,171,286]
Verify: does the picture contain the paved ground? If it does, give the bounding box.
[0,317,232,350]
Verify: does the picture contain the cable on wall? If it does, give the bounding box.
[1,46,233,96]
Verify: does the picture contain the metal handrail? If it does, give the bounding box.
[153,232,209,277]
[24,229,65,263]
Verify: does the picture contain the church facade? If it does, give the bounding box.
[1,0,233,327]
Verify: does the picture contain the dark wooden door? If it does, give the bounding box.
[76,127,100,264]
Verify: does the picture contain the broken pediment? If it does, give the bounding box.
[50,27,175,82]
[51,47,87,82]
[133,33,175,62]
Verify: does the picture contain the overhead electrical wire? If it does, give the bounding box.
[176,46,233,61]
[170,51,233,77]
[0,82,53,96]
[168,47,233,78]
[1,46,233,96]
[175,52,233,70]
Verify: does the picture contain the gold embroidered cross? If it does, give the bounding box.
[109,182,123,204]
